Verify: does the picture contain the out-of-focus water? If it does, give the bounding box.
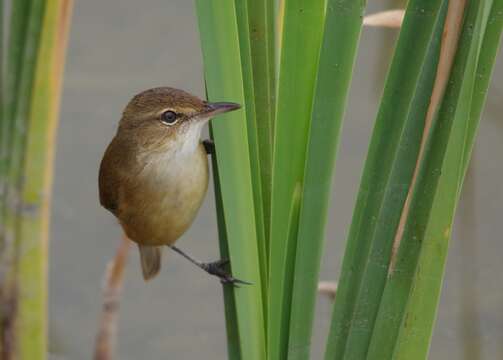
[49,1,503,359]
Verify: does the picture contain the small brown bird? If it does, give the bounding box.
[99,87,245,283]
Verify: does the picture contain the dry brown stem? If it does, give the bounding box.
[93,235,130,360]
[388,0,468,274]
[318,281,338,300]
[363,9,405,29]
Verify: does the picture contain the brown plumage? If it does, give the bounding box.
[99,87,240,280]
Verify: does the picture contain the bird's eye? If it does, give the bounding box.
[161,110,178,125]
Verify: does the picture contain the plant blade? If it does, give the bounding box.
[15,1,72,358]
[371,2,502,358]
[246,0,276,249]
[196,1,266,359]
[325,1,448,358]
[287,1,366,359]
[267,0,326,358]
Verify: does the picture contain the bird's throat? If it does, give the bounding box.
[173,122,204,157]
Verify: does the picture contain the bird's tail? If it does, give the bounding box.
[138,245,162,280]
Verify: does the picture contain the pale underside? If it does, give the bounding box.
[119,123,209,246]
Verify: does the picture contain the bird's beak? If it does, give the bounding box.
[202,102,241,118]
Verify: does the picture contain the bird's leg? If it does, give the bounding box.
[168,245,251,285]
[202,139,215,155]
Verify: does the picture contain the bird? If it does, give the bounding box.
[98,87,246,283]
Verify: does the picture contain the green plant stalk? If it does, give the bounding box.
[343,7,447,358]
[367,1,490,357]
[196,1,266,359]
[2,0,47,211]
[0,0,3,140]
[211,142,242,360]
[286,1,365,359]
[1,0,31,145]
[233,0,268,313]
[267,0,325,358]
[0,0,47,357]
[15,1,72,358]
[2,0,46,242]
[387,2,502,358]
[324,1,447,358]
[0,0,3,220]
[6,0,46,189]
[460,0,501,175]
[246,0,275,248]
[0,0,31,251]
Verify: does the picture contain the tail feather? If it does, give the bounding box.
[138,245,162,280]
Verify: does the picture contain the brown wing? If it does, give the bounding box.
[99,138,122,215]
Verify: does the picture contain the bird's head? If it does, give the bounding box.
[118,87,240,152]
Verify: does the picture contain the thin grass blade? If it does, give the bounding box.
[196,1,266,359]
[324,1,448,358]
[233,0,268,309]
[268,0,326,358]
[246,0,276,246]
[15,1,72,358]
[287,1,366,359]
[366,1,484,357]
[0,0,3,159]
[0,0,32,250]
[211,149,242,360]
[0,0,47,356]
[377,2,503,358]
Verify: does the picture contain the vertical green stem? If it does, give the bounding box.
[268,0,325,359]
[1,0,46,357]
[233,0,268,316]
[16,1,72,358]
[247,0,276,249]
[324,1,447,358]
[0,0,3,138]
[389,2,502,358]
[211,146,242,360]
[196,1,266,359]
[287,1,365,359]
[0,0,31,253]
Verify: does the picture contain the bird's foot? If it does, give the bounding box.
[202,139,215,155]
[201,259,251,286]
[167,245,250,286]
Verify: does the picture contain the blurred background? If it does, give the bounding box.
[49,0,503,359]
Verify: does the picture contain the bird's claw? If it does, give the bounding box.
[202,139,215,155]
[202,259,252,286]
[220,276,253,286]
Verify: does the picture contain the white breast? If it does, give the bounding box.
[137,122,208,192]
[175,122,204,156]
